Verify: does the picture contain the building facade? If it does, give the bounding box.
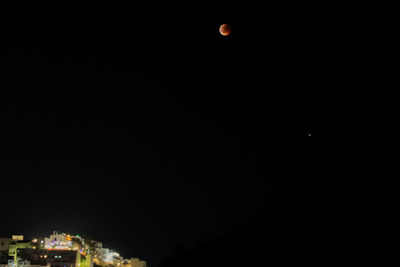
[1,233,144,267]
[130,258,146,267]
[0,239,11,252]
[9,241,34,261]
[17,249,78,267]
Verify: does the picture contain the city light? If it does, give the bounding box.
[1,232,146,267]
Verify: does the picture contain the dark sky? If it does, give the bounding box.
[0,2,387,266]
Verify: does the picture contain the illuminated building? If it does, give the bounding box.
[91,248,119,266]
[12,237,23,242]
[4,259,49,267]
[0,239,11,252]
[121,259,131,267]
[9,241,34,262]
[130,258,146,267]
[31,239,44,250]
[16,260,30,267]
[0,238,10,267]
[44,232,73,251]
[16,248,78,267]
[1,233,144,267]
[7,260,15,267]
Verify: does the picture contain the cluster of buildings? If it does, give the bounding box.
[0,232,146,267]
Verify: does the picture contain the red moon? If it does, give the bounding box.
[219,24,231,36]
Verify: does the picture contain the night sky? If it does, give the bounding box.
[1,2,387,266]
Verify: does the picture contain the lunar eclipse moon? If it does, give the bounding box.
[219,24,231,36]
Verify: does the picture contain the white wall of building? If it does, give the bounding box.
[44,234,72,250]
[16,260,30,267]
